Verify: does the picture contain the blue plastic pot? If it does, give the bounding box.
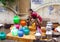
[18,31,24,37]
[19,28,23,31]
[19,26,29,31]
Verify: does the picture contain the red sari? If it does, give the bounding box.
[31,12,42,22]
[31,11,42,33]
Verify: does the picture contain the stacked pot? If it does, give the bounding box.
[46,22,53,39]
[11,16,30,37]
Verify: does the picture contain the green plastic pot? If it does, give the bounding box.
[11,28,18,36]
[13,16,20,24]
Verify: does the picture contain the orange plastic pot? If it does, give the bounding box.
[20,20,26,26]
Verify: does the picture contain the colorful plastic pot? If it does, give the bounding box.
[35,32,41,39]
[19,26,29,31]
[0,32,6,40]
[32,23,35,26]
[11,28,18,36]
[15,24,20,29]
[18,31,24,37]
[35,30,42,39]
[19,28,23,31]
[24,29,30,35]
[20,20,26,26]
[13,16,20,24]
[23,26,29,30]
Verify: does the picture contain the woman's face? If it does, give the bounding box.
[28,11,32,14]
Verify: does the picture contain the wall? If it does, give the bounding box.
[0,0,30,24]
[18,0,30,14]
[31,0,60,10]
[0,0,60,24]
[31,0,60,24]
[0,9,15,24]
[0,8,29,24]
[37,5,60,24]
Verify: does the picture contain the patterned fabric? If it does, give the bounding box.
[31,12,42,22]
[37,26,42,34]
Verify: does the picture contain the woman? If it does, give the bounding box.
[27,9,42,31]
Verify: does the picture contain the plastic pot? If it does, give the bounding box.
[13,16,20,24]
[11,28,18,36]
[0,32,6,40]
[18,31,24,37]
[15,24,20,29]
[20,20,26,26]
[24,29,30,35]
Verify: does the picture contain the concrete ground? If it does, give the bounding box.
[0,27,15,42]
[0,27,60,42]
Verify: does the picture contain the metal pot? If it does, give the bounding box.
[35,32,41,39]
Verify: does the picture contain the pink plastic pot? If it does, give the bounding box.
[15,24,20,29]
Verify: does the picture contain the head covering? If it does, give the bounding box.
[31,12,37,19]
[29,9,33,12]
